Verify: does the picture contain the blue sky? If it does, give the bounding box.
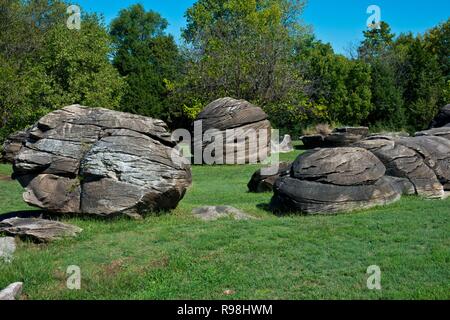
[75,0,449,55]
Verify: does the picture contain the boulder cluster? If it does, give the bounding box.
[269,104,450,214]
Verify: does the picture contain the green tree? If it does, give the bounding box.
[358,22,406,129]
[0,0,125,142]
[180,0,308,107]
[110,4,182,120]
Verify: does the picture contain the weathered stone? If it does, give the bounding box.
[248,162,292,193]
[416,127,450,141]
[0,218,82,243]
[323,127,369,147]
[292,148,385,186]
[192,206,255,221]
[1,130,28,163]
[194,98,271,164]
[301,127,369,149]
[0,237,16,263]
[271,176,401,214]
[429,104,450,128]
[0,282,23,300]
[272,135,294,153]
[13,105,192,218]
[270,147,402,214]
[354,137,445,198]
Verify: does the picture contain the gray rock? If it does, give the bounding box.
[194,98,272,164]
[270,147,402,214]
[416,127,450,141]
[272,135,294,153]
[301,127,369,149]
[248,162,292,193]
[0,237,16,263]
[13,105,192,218]
[0,218,82,243]
[0,282,23,301]
[429,104,450,128]
[1,130,28,163]
[354,137,446,198]
[192,206,255,221]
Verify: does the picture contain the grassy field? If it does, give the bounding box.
[0,146,449,300]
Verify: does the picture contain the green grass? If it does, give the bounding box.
[0,146,449,300]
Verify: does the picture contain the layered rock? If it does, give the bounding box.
[0,218,82,243]
[270,148,403,214]
[429,104,450,128]
[248,162,292,193]
[194,98,271,164]
[1,130,28,163]
[355,135,449,197]
[301,127,369,149]
[416,127,450,141]
[13,105,192,218]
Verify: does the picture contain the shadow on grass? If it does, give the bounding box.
[0,210,46,221]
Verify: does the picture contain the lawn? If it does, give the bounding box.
[0,146,449,300]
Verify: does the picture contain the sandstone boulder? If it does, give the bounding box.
[354,136,447,198]
[271,148,402,214]
[1,130,28,163]
[301,127,369,149]
[416,127,450,141]
[248,162,292,193]
[194,98,271,164]
[13,105,192,218]
[429,104,450,128]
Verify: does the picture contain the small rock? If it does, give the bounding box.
[223,289,236,296]
[192,206,255,221]
[0,282,23,300]
[0,237,16,263]
[429,104,450,128]
[0,218,82,243]
[272,135,294,153]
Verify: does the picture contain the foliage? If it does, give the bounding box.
[0,0,125,142]
[110,4,182,122]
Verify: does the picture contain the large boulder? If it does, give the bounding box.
[354,136,448,197]
[12,105,192,218]
[429,104,450,128]
[301,127,369,149]
[194,98,271,164]
[270,148,403,214]
[1,130,28,163]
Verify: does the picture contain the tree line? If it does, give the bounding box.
[0,0,448,142]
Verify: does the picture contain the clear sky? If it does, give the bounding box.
[75,0,450,55]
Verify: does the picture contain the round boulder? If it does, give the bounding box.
[13,105,192,218]
[194,97,271,164]
[270,147,403,214]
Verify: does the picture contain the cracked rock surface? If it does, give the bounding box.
[13,105,192,218]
